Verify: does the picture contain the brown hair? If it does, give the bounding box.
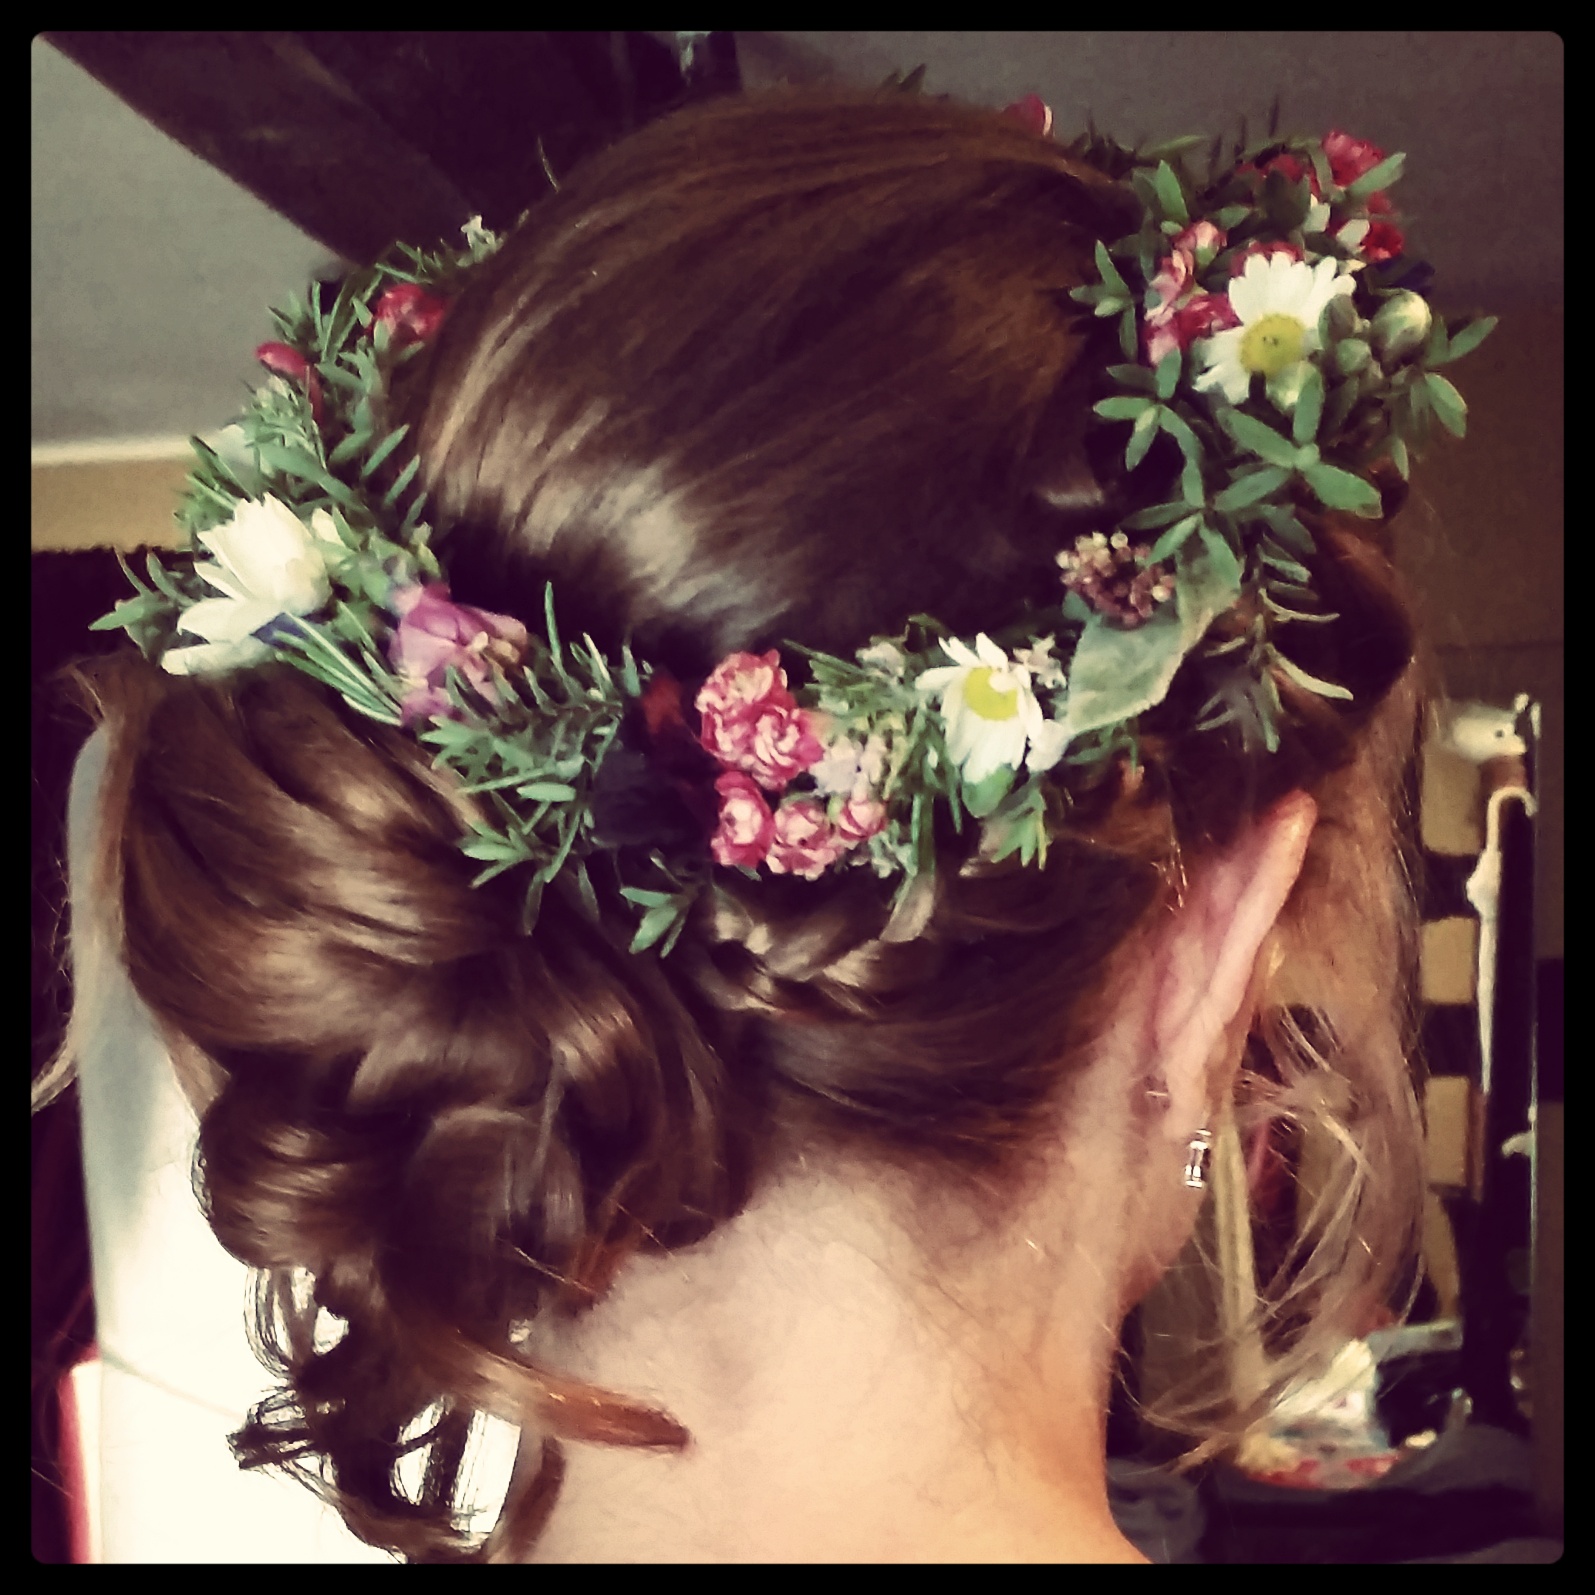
[43,85,1432,1560]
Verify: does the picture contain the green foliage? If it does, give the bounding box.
[85,113,1498,958]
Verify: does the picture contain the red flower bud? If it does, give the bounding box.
[371,284,449,346]
[255,341,325,426]
[1000,94,1053,138]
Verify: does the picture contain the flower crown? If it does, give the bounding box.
[94,104,1494,957]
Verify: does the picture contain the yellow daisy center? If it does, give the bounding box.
[964,666,1019,721]
[1239,313,1309,377]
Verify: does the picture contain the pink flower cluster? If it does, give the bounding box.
[1056,531,1176,627]
[1143,220,1245,366]
[386,582,530,725]
[695,651,887,877]
[1142,127,1406,367]
[1239,128,1405,263]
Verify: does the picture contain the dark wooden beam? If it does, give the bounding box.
[42,32,711,265]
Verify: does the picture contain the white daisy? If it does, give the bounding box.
[915,633,1051,785]
[1191,252,1356,408]
[163,496,342,676]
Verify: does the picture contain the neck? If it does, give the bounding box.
[519,1150,1148,1562]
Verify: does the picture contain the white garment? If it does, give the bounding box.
[67,728,526,1562]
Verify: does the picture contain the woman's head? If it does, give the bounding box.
[56,85,1431,1560]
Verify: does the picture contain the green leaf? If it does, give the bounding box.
[1197,523,1244,594]
[381,453,421,507]
[1272,649,1353,701]
[1300,461,1383,516]
[1422,316,1451,367]
[1151,161,1188,225]
[627,901,677,954]
[1121,499,1199,532]
[1423,373,1468,437]
[1157,406,1203,465]
[89,592,166,632]
[1292,364,1324,446]
[1051,541,1240,747]
[1125,405,1161,472]
[1258,505,1315,557]
[1107,363,1158,394]
[1263,593,1337,625]
[1219,409,1298,468]
[460,829,524,863]
[1092,239,1130,296]
[516,781,578,802]
[658,903,692,959]
[1213,465,1290,512]
[620,886,673,907]
[1154,349,1181,402]
[1094,395,1155,422]
[1430,315,1496,367]
[359,423,410,480]
[1146,513,1202,565]
[1345,151,1405,201]
[1388,434,1411,481]
[1119,305,1137,362]
[144,552,190,605]
[1259,543,1312,583]
[250,442,361,509]
[314,361,364,393]
[328,428,373,467]
[1308,144,1334,202]
[962,763,1015,819]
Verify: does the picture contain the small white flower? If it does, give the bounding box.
[915,633,1051,785]
[810,729,892,799]
[1011,635,1067,692]
[163,496,342,676]
[858,639,908,677]
[1191,253,1356,407]
[810,734,866,797]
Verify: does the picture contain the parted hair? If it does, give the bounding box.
[46,85,1432,1561]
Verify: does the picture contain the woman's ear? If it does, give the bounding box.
[1148,791,1317,1136]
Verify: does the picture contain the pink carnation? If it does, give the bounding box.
[1321,129,1387,189]
[696,649,825,791]
[1143,221,1232,366]
[387,581,530,725]
[1145,289,1240,365]
[766,798,851,880]
[711,771,775,868]
[834,793,888,845]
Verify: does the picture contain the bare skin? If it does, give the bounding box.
[519,791,1319,1562]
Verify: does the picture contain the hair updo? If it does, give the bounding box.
[55,85,1431,1561]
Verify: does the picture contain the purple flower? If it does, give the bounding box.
[386,582,530,724]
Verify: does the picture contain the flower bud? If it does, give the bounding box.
[1370,290,1431,363]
